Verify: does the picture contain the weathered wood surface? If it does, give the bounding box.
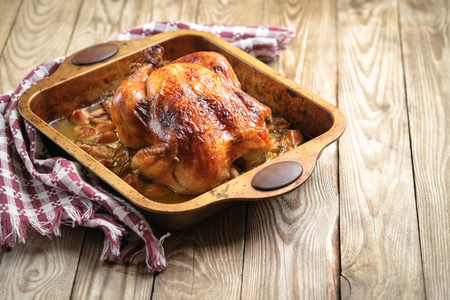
[399,0,450,298]
[0,0,21,53]
[337,0,424,298]
[0,227,85,299]
[0,0,449,299]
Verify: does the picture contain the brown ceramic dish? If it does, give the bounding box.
[18,30,345,230]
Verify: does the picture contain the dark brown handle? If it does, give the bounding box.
[251,161,303,191]
[71,43,119,65]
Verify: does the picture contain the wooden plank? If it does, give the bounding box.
[186,207,246,299]
[71,229,154,300]
[0,0,21,56]
[337,0,425,298]
[150,0,199,24]
[152,204,247,299]
[151,228,197,299]
[0,227,85,300]
[66,0,197,55]
[0,0,83,92]
[197,0,281,26]
[399,0,450,298]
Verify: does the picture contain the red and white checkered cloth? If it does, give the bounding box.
[0,21,295,272]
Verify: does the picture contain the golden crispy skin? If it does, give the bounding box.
[111,50,272,195]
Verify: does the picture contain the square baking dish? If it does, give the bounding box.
[18,30,345,230]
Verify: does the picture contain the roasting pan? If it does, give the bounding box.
[18,30,345,230]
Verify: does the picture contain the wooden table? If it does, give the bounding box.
[0,0,449,299]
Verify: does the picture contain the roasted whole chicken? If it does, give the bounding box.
[111,47,272,195]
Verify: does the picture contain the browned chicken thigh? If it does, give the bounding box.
[111,47,272,195]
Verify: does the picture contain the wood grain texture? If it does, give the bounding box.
[399,0,450,298]
[68,0,147,54]
[0,0,82,93]
[243,189,340,299]
[152,228,197,299]
[337,0,424,298]
[66,0,198,55]
[71,229,154,300]
[0,0,21,54]
[187,208,245,299]
[151,0,198,23]
[197,0,281,26]
[153,204,246,299]
[0,227,84,300]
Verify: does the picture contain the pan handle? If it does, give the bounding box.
[35,30,192,86]
[70,43,119,66]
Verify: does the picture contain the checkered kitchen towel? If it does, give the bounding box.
[0,21,295,273]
